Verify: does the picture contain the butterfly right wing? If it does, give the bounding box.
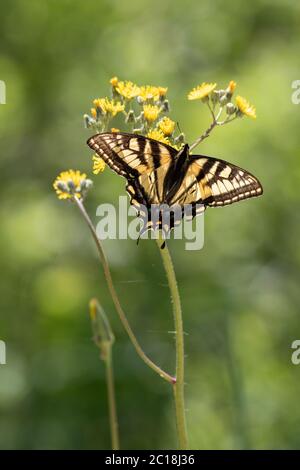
[169,155,263,208]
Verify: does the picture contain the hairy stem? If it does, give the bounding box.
[105,347,120,450]
[189,106,223,152]
[189,120,217,151]
[74,196,175,384]
[156,235,188,449]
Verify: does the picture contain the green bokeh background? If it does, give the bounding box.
[0,0,300,450]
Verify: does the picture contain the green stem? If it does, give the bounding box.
[189,120,217,151]
[156,235,188,450]
[189,107,223,152]
[105,347,120,450]
[74,196,175,385]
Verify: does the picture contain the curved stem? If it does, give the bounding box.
[189,120,216,151]
[74,196,175,384]
[156,235,188,449]
[189,106,223,152]
[105,347,120,450]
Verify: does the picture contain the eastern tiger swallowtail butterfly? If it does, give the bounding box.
[87,132,263,236]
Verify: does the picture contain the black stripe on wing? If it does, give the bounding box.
[188,154,263,207]
[87,132,178,179]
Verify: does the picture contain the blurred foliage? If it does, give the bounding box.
[0,0,300,450]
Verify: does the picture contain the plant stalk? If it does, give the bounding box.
[189,120,217,151]
[189,106,223,152]
[105,347,120,450]
[74,196,175,384]
[156,235,188,449]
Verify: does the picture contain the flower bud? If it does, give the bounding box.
[110,76,118,87]
[226,80,237,97]
[112,87,120,100]
[67,179,76,193]
[219,93,230,106]
[125,109,135,123]
[212,89,227,104]
[162,99,170,112]
[56,181,69,193]
[226,103,236,115]
[96,106,104,119]
[175,132,185,144]
[89,299,114,360]
[84,114,93,128]
[211,91,220,104]
[80,179,93,193]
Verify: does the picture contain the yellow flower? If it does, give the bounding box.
[147,129,171,146]
[158,116,175,136]
[92,155,106,175]
[110,76,118,87]
[188,82,217,100]
[143,104,161,123]
[138,85,160,102]
[93,98,124,117]
[158,86,168,97]
[236,95,256,119]
[116,81,140,100]
[93,98,103,108]
[53,170,92,200]
[91,107,97,118]
[111,127,120,133]
[227,80,237,94]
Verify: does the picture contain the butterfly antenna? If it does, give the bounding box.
[177,121,183,134]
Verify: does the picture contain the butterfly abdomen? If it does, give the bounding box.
[163,144,190,203]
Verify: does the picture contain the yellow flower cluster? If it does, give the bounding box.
[86,77,171,136]
[55,75,258,210]
[83,75,257,186]
[112,77,167,103]
[187,80,256,119]
[53,170,92,200]
[92,98,124,117]
[92,155,106,175]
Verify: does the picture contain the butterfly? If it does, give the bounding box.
[87,132,263,236]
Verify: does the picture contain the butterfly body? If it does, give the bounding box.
[162,144,190,203]
[87,132,263,233]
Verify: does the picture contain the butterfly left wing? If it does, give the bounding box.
[169,154,263,208]
[87,132,177,179]
[87,132,181,236]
